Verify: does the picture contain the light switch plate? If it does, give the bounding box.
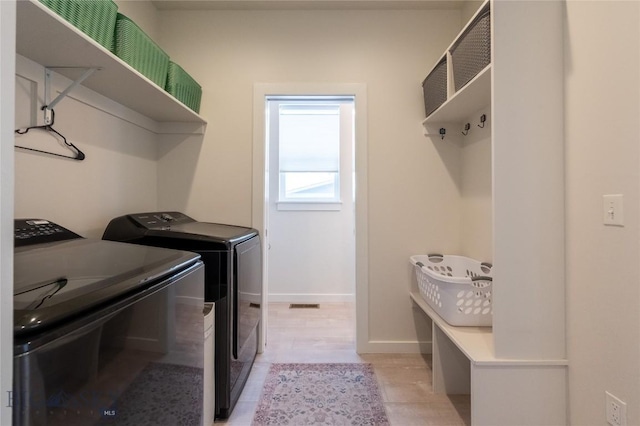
[603,194,624,226]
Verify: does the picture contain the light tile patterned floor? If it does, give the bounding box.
[217,302,470,425]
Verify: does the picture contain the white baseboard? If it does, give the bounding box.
[268,293,355,304]
[356,340,433,354]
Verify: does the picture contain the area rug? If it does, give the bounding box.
[253,363,389,425]
[112,362,203,426]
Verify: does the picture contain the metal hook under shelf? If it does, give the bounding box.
[477,114,487,128]
[462,123,471,136]
[423,127,447,140]
[425,127,446,140]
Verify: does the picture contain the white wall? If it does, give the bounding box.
[564,1,640,424]
[157,8,463,349]
[460,109,492,262]
[14,55,159,238]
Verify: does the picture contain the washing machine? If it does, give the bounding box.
[103,211,262,419]
[13,218,214,426]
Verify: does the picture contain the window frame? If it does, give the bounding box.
[268,97,354,211]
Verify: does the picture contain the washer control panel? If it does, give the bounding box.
[15,219,82,247]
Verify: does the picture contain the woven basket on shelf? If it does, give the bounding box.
[422,56,447,118]
[450,7,491,92]
[39,0,118,50]
[113,13,169,88]
[166,61,202,113]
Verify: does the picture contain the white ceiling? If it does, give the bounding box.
[151,0,466,11]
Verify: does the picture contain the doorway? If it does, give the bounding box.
[266,96,355,303]
[252,83,369,353]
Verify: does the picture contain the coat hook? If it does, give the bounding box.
[462,123,470,136]
[478,114,487,128]
[422,127,447,139]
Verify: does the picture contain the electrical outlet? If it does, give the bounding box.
[606,391,627,426]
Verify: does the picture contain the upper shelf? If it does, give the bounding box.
[422,64,491,128]
[16,0,207,128]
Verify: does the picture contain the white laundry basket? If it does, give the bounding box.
[410,254,493,326]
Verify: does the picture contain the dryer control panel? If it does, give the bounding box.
[15,219,82,247]
[129,212,195,229]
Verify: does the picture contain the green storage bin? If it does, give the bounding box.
[39,0,117,51]
[113,13,169,88]
[166,61,202,113]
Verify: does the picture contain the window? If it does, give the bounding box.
[267,97,354,210]
[278,104,341,203]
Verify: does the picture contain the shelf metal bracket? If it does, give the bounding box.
[43,67,99,124]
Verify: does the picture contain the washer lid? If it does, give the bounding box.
[14,239,200,336]
[156,222,258,244]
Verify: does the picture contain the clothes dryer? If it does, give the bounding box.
[103,211,261,419]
